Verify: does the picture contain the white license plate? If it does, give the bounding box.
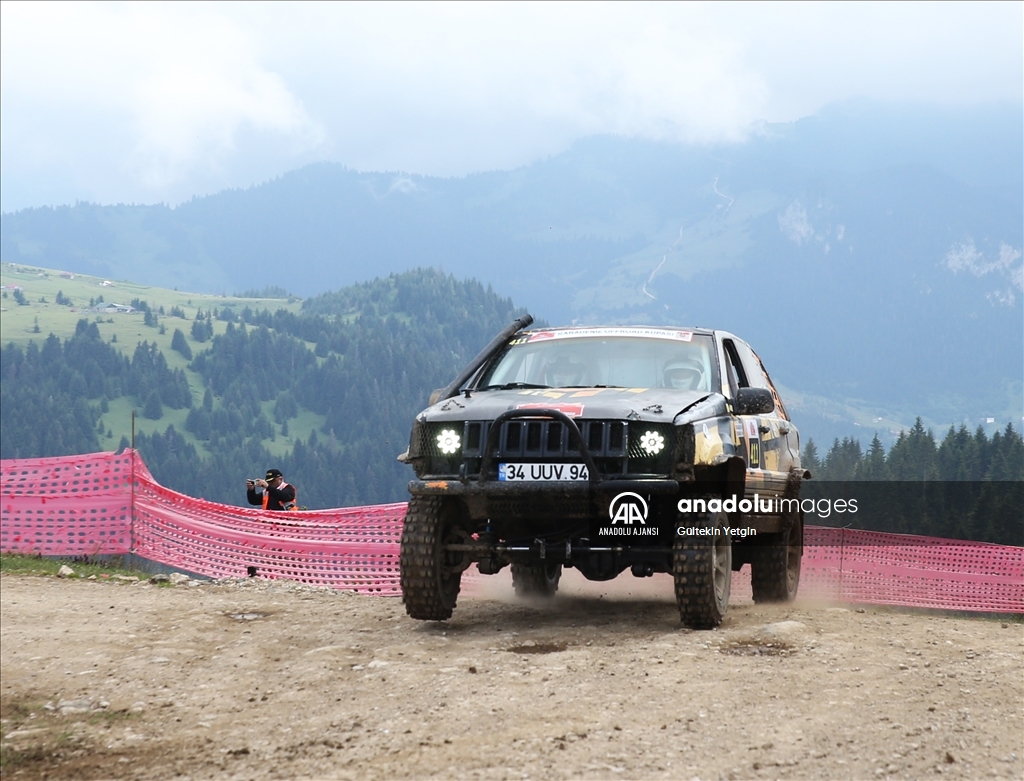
[498,463,590,482]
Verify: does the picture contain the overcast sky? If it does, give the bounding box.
[1,1,1020,211]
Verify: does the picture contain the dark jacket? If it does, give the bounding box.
[247,482,296,511]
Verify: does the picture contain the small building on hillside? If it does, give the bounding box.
[95,303,137,314]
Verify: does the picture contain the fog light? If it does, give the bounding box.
[436,429,461,454]
[639,430,665,455]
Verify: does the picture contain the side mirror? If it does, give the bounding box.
[735,387,775,415]
[428,388,444,406]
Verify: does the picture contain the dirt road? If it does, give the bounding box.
[1,570,1021,780]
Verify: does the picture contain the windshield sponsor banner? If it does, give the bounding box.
[526,328,694,343]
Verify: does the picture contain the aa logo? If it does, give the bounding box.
[609,492,648,525]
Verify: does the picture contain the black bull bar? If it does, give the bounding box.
[408,408,680,502]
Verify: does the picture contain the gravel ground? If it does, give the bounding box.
[1,570,1022,780]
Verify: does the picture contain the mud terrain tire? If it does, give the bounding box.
[750,512,803,603]
[400,497,464,620]
[511,562,562,597]
[673,510,732,629]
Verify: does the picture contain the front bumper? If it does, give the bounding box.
[410,478,680,496]
[409,477,680,520]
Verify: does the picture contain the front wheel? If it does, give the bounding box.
[511,561,562,597]
[751,511,803,603]
[400,497,467,620]
[673,510,732,629]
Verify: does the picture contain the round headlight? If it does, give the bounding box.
[436,429,461,455]
[639,430,665,455]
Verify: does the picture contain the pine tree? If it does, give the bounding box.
[821,437,862,481]
[887,419,938,481]
[801,438,821,475]
[860,434,888,480]
[143,390,163,420]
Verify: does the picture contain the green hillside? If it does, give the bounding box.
[1,263,529,508]
[1,261,313,456]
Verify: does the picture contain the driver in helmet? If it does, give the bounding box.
[664,357,705,391]
[545,354,587,387]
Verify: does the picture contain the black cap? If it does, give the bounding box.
[265,468,283,480]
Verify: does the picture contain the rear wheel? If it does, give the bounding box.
[400,497,467,620]
[751,511,803,603]
[511,561,562,597]
[673,510,731,629]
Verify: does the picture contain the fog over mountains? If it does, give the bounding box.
[3,101,1021,440]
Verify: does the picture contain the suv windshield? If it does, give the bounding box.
[476,330,720,391]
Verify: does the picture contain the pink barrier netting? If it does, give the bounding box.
[1,452,134,555]
[797,527,1024,612]
[131,457,403,593]
[2,451,1022,611]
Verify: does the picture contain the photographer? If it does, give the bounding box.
[246,469,297,511]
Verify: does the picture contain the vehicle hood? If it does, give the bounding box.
[418,388,727,425]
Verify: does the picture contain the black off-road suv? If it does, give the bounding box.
[399,315,806,629]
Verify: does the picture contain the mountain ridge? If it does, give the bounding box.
[2,101,1021,433]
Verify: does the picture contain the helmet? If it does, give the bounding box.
[545,354,586,387]
[664,358,704,390]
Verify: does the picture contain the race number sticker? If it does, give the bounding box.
[746,419,761,468]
